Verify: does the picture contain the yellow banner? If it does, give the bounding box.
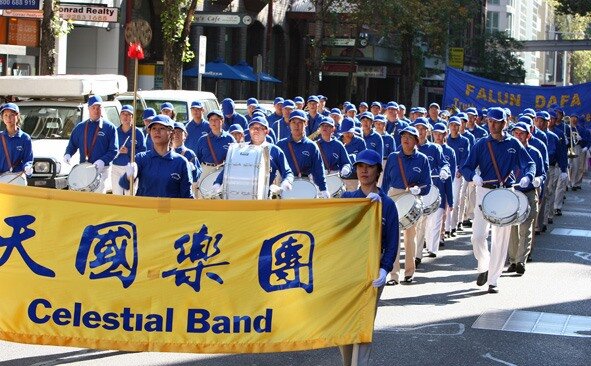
[0,185,380,353]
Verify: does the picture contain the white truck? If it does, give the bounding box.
[0,74,127,189]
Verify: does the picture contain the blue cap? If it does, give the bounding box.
[371,101,382,108]
[359,102,368,108]
[548,109,557,118]
[522,108,535,117]
[142,108,156,120]
[432,122,448,134]
[359,111,374,121]
[429,102,440,109]
[448,116,461,125]
[221,98,235,115]
[418,107,428,114]
[121,104,134,114]
[228,124,244,134]
[354,149,382,167]
[400,126,419,138]
[536,111,550,120]
[248,116,269,128]
[386,101,399,109]
[353,127,363,137]
[517,116,533,125]
[504,108,512,116]
[512,122,530,134]
[307,95,319,103]
[283,99,295,109]
[410,107,419,113]
[207,109,224,119]
[191,100,204,109]
[318,95,327,101]
[289,110,307,122]
[148,114,174,129]
[246,97,259,106]
[274,97,284,105]
[294,96,305,104]
[373,115,387,124]
[487,107,506,121]
[173,121,187,133]
[457,112,468,121]
[399,104,406,110]
[160,102,174,111]
[1,102,19,114]
[252,111,266,119]
[340,118,356,133]
[553,106,564,114]
[439,110,450,117]
[465,107,478,116]
[330,108,342,116]
[88,95,102,107]
[320,116,335,127]
[345,104,357,112]
[413,117,431,129]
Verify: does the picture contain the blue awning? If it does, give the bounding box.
[233,61,282,83]
[183,59,257,81]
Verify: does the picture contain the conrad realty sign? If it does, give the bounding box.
[59,5,119,23]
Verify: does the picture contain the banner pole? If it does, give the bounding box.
[130,57,139,194]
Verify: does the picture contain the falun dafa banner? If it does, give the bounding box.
[0,184,380,353]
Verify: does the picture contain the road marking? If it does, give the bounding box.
[30,350,128,366]
[376,322,465,336]
[551,228,591,238]
[536,247,591,262]
[483,353,517,366]
[473,309,591,338]
[561,211,591,217]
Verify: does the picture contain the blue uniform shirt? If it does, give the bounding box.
[528,136,549,176]
[272,118,292,141]
[382,149,432,195]
[514,144,545,192]
[438,144,456,208]
[461,130,476,147]
[341,135,366,162]
[306,113,324,136]
[447,134,471,172]
[467,125,489,142]
[363,130,384,158]
[65,118,118,164]
[185,119,211,153]
[460,134,536,186]
[0,129,33,173]
[267,112,283,127]
[341,188,399,272]
[277,136,327,191]
[532,126,548,146]
[175,145,201,182]
[112,126,147,166]
[316,137,352,171]
[549,126,568,172]
[119,149,194,198]
[194,131,236,165]
[379,132,396,158]
[385,120,409,149]
[418,141,450,177]
[223,113,248,131]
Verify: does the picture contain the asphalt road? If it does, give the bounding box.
[1,177,590,366]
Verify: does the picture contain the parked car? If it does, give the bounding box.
[234,100,274,117]
[0,74,126,190]
[116,90,219,126]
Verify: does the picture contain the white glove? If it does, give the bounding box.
[372,268,388,288]
[532,176,542,188]
[367,192,381,202]
[340,164,352,177]
[560,172,568,181]
[63,154,71,164]
[280,180,293,191]
[93,159,105,171]
[24,166,33,176]
[519,176,531,188]
[582,147,588,153]
[124,162,138,179]
[473,174,483,187]
[319,190,330,199]
[439,169,450,181]
[212,183,222,193]
[410,186,421,195]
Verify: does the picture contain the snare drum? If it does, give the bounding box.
[479,188,519,226]
[421,185,441,215]
[325,173,345,198]
[199,171,222,199]
[512,190,531,225]
[0,172,27,186]
[393,193,423,230]
[67,163,101,192]
[222,143,270,200]
[281,179,318,199]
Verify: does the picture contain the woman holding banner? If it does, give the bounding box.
[339,149,399,366]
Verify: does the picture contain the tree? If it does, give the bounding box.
[39,1,72,75]
[553,7,591,83]
[160,0,198,89]
[473,32,525,84]
[555,0,591,16]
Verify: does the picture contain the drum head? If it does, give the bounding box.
[394,193,417,215]
[282,179,317,199]
[0,172,26,186]
[325,174,344,197]
[481,189,519,218]
[223,143,269,200]
[422,185,440,206]
[199,171,220,197]
[67,163,99,191]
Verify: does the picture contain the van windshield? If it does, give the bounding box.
[117,97,189,126]
[0,106,82,140]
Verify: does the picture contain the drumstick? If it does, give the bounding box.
[7,172,25,184]
[114,136,131,159]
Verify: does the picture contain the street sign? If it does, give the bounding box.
[193,13,252,27]
[59,5,119,23]
[0,0,41,10]
[198,36,207,74]
[449,47,464,69]
[323,38,356,47]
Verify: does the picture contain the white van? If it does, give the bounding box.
[116,90,219,126]
[0,74,127,189]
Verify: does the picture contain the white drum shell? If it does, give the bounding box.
[199,171,222,199]
[281,179,318,199]
[480,188,519,227]
[0,172,27,186]
[512,190,531,225]
[67,163,100,192]
[421,185,441,215]
[393,193,422,230]
[222,143,270,200]
[326,173,345,198]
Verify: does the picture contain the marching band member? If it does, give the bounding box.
[294,96,305,110]
[172,122,201,195]
[398,104,411,123]
[568,114,590,190]
[370,101,382,116]
[385,101,408,148]
[194,110,236,198]
[0,103,33,180]
[120,115,193,198]
[316,117,352,177]
[330,108,344,135]
[445,116,471,237]
[221,98,248,131]
[305,95,323,137]
[460,107,535,293]
[244,97,259,122]
[111,105,146,195]
[160,102,176,120]
[339,117,366,191]
[373,115,396,158]
[507,122,545,275]
[318,95,331,116]
[267,97,284,126]
[272,99,295,141]
[344,104,360,126]
[431,123,455,252]
[64,95,118,193]
[339,149,399,366]
[427,103,444,126]
[185,101,211,154]
[277,110,329,198]
[466,107,489,140]
[457,112,476,230]
[228,124,245,143]
[550,109,569,216]
[382,126,432,284]
[357,102,369,116]
[359,112,384,158]
[142,107,156,151]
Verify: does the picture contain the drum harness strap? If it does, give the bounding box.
[1,133,21,172]
[287,142,303,177]
[83,120,101,161]
[316,141,332,172]
[397,155,410,190]
[206,136,222,166]
[486,140,509,187]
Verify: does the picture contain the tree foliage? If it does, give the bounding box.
[40,1,73,75]
[554,0,591,16]
[553,6,591,83]
[472,31,525,84]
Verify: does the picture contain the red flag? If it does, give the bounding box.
[127,42,145,60]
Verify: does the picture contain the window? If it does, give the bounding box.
[506,13,513,35]
[486,11,500,33]
[487,0,500,4]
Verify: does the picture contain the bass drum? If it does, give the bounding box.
[222,143,270,200]
[0,172,27,186]
[479,188,519,227]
